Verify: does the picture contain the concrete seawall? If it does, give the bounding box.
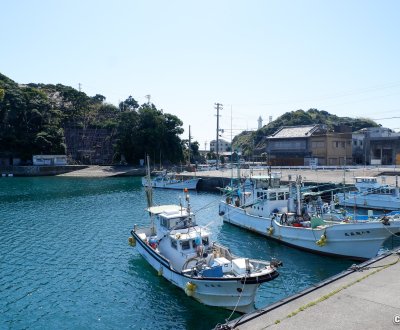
[2,166,399,190]
[0,165,87,176]
[221,248,400,330]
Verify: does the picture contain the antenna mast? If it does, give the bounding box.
[215,103,223,169]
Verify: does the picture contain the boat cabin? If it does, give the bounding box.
[169,231,210,255]
[148,204,198,230]
[354,177,381,192]
[251,173,282,189]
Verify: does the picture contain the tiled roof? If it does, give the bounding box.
[269,125,319,139]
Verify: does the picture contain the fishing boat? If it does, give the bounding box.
[335,176,400,211]
[130,160,280,313]
[219,174,400,260]
[141,171,200,190]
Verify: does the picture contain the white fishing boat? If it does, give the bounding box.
[141,172,200,190]
[219,175,400,260]
[335,176,400,211]
[130,161,280,313]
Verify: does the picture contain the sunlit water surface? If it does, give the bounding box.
[1,177,398,329]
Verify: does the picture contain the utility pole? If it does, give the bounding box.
[78,83,82,92]
[215,103,223,169]
[188,125,192,165]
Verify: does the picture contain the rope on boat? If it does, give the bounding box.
[214,274,248,330]
[349,251,400,272]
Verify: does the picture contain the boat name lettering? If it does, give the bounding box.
[344,230,370,236]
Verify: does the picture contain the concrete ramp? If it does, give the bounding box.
[57,166,145,177]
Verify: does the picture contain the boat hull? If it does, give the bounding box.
[132,231,278,313]
[336,192,400,211]
[142,177,200,190]
[220,201,400,260]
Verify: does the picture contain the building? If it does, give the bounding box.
[353,127,400,165]
[209,139,231,153]
[266,124,352,166]
[64,128,116,165]
[309,125,352,166]
[32,155,67,166]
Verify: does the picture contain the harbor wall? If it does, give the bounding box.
[0,165,87,177]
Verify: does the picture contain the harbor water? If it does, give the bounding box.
[1,177,398,329]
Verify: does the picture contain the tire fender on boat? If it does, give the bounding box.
[185,282,196,296]
[280,213,287,225]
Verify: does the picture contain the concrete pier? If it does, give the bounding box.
[221,248,400,330]
[194,167,400,188]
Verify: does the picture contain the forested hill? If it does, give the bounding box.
[0,73,190,164]
[233,108,379,157]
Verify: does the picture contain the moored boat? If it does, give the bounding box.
[130,194,280,313]
[131,159,280,313]
[141,171,200,190]
[219,175,400,260]
[335,176,400,211]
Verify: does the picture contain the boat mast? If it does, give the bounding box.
[296,175,302,216]
[144,155,155,234]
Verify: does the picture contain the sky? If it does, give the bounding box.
[2,0,400,149]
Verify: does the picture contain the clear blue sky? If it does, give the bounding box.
[2,0,400,149]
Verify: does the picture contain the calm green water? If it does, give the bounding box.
[2,177,391,329]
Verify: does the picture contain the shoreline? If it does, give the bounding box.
[1,165,399,187]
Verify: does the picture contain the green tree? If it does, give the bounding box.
[119,95,139,112]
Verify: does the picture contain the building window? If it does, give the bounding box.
[312,141,325,148]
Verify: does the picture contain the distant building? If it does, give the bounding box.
[209,139,231,153]
[353,127,400,165]
[265,124,352,166]
[32,155,67,166]
[64,128,116,165]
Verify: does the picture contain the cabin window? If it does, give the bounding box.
[285,192,289,199]
[202,236,209,246]
[181,240,190,250]
[160,217,168,228]
[269,192,276,201]
[278,192,285,200]
[171,239,178,249]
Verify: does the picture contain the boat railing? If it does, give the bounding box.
[212,242,233,261]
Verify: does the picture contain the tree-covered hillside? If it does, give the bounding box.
[0,73,191,164]
[233,108,379,158]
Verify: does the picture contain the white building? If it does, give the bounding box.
[32,155,68,166]
[209,139,231,153]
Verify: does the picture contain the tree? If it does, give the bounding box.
[115,103,184,164]
[91,94,106,104]
[119,95,139,112]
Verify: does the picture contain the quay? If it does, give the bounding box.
[193,167,400,191]
[221,248,400,330]
[1,165,399,188]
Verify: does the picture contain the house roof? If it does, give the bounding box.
[269,125,321,139]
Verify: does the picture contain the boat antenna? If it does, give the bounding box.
[184,188,192,225]
[296,175,302,216]
[144,155,155,234]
